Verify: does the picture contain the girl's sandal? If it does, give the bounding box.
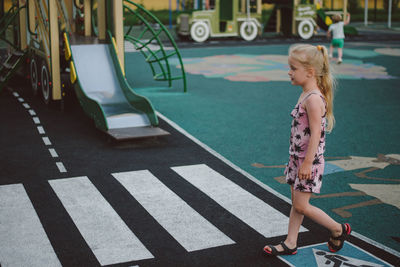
[263,241,298,256]
[328,223,352,253]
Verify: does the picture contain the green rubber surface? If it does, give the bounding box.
[125,43,400,253]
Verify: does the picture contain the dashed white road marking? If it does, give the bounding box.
[55,162,67,173]
[49,148,59,158]
[37,126,45,134]
[42,137,51,146]
[14,92,66,175]
[0,184,61,266]
[33,117,40,124]
[49,177,154,265]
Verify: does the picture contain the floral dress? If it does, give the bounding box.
[284,92,326,193]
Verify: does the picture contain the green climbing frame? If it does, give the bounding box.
[123,0,187,92]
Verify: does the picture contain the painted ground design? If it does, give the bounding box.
[126,42,400,255]
[171,48,396,82]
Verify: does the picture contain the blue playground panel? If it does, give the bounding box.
[279,242,392,267]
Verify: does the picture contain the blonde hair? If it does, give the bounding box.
[332,14,342,23]
[289,44,336,132]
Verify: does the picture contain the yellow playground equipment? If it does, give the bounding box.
[176,0,356,41]
[0,0,187,140]
[263,0,356,39]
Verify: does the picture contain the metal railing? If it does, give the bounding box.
[123,0,187,92]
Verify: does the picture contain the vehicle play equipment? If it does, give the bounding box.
[0,0,187,140]
[263,0,357,39]
[176,0,263,42]
[175,0,357,41]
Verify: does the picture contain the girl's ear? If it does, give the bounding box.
[308,68,315,78]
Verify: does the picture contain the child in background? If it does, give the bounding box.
[327,13,351,64]
[263,44,351,256]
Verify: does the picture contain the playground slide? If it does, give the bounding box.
[69,37,169,140]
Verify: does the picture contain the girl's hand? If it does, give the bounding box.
[298,161,312,180]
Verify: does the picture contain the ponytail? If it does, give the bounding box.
[316,45,335,132]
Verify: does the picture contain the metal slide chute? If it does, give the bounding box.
[66,30,168,140]
[123,0,187,92]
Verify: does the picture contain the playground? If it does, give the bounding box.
[1,0,400,266]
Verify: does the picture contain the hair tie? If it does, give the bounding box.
[317,45,323,51]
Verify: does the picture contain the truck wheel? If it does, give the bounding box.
[240,21,258,41]
[298,20,314,40]
[30,56,39,96]
[40,60,52,105]
[190,21,209,43]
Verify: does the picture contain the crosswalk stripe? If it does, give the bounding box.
[49,177,153,266]
[172,164,308,238]
[113,170,235,252]
[0,184,61,266]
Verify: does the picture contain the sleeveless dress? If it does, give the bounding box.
[284,92,326,193]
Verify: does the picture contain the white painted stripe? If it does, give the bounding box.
[49,148,59,158]
[12,92,19,97]
[351,231,400,258]
[113,170,235,252]
[29,109,36,116]
[23,103,30,109]
[37,126,45,134]
[17,97,24,102]
[42,137,51,145]
[55,162,67,173]
[0,184,61,266]
[172,164,307,238]
[33,117,40,124]
[157,112,400,257]
[157,112,291,204]
[49,177,153,265]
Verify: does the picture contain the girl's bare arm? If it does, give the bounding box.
[344,13,351,25]
[298,95,324,179]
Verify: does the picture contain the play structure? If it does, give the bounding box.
[176,0,263,42]
[176,0,357,41]
[264,0,357,39]
[0,0,187,140]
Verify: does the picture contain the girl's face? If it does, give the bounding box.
[288,55,310,87]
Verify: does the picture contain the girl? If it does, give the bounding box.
[263,44,351,256]
[327,13,351,64]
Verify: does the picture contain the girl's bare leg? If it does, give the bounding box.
[265,187,344,252]
[285,187,305,248]
[265,187,302,252]
[338,48,343,61]
[292,189,342,244]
